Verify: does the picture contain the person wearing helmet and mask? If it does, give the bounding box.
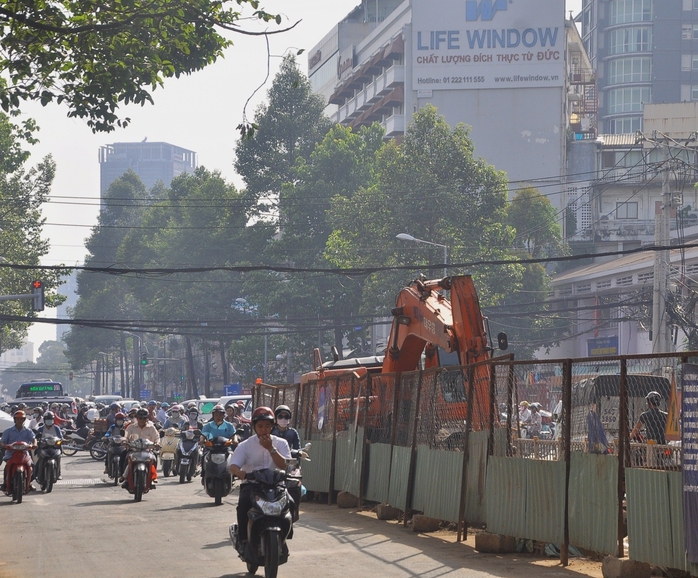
[183,407,204,431]
[103,412,128,475]
[106,403,121,428]
[271,405,303,520]
[163,405,188,430]
[201,405,238,486]
[156,402,169,425]
[631,391,668,445]
[35,411,63,481]
[228,407,291,552]
[120,408,160,488]
[28,407,44,431]
[147,400,158,422]
[0,411,37,492]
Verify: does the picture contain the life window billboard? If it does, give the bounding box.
[412,0,565,91]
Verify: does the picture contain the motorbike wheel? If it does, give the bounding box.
[162,460,172,478]
[134,469,145,502]
[179,468,186,484]
[213,478,223,506]
[263,531,280,578]
[90,440,108,461]
[61,444,79,456]
[246,562,259,575]
[45,463,55,494]
[111,457,120,486]
[13,470,23,503]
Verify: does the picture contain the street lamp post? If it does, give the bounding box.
[396,233,448,278]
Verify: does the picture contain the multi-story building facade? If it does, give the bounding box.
[99,141,197,199]
[309,0,581,192]
[579,0,698,135]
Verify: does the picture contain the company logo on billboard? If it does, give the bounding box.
[465,0,509,21]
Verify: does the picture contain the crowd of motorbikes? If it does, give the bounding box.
[2,403,310,578]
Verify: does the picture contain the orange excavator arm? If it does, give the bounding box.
[381,275,491,374]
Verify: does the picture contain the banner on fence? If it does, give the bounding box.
[682,363,698,563]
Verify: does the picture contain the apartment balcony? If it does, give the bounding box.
[336,65,405,124]
[382,113,405,137]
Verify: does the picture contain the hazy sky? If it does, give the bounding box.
[23,0,583,353]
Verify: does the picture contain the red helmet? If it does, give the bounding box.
[13,410,26,419]
[115,412,126,420]
[251,406,275,424]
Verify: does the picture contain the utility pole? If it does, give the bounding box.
[652,136,672,354]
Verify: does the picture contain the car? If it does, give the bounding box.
[120,399,141,412]
[92,395,123,406]
[0,409,13,434]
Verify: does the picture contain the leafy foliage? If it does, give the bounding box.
[0,0,284,131]
[507,187,563,258]
[0,112,65,354]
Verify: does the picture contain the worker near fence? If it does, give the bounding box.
[630,391,667,445]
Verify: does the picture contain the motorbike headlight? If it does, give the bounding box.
[255,493,287,516]
[211,453,226,464]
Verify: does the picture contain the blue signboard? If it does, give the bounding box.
[682,364,698,562]
[139,389,151,400]
[587,336,618,357]
[223,383,242,396]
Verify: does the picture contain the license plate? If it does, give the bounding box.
[180,459,190,465]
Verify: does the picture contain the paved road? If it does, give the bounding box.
[0,453,602,578]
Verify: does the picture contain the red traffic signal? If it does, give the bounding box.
[31,280,44,312]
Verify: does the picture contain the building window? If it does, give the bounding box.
[606,116,642,133]
[616,201,639,219]
[608,86,650,113]
[609,0,652,25]
[609,27,652,54]
[607,57,651,83]
[694,0,698,9]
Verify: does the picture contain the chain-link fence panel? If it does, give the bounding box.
[418,367,467,449]
[364,372,398,443]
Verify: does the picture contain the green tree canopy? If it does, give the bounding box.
[507,187,563,258]
[326,105,521,315]
[0,1,284,132]
[0,113,64,354]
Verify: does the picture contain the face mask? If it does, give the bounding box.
[172,412,180,417]
[277,418,290,428]
[115,420,124,427]
[44,419,54,427]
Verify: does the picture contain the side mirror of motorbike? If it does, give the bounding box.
[159,430,165,438]
[236,428,246,436]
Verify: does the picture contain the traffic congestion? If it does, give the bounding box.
[0,393,309,578]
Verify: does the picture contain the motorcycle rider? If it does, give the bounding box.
[147,400,158,422]
[120,408,160,488]
[183,407,204,431]
[163,405,188,429]
[228,407,291,553]
[0,411,37,492]
[201,404,238,486]
[34,411,63,482]
[103,412,128,475]
[106,403,121,428]
[156,402,169,424]
[271,405,303,520]
[28,407,44,431]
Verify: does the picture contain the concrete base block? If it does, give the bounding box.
[412,515,441,533]
[376,504,402,520]
[602,556,651,578]
[475,532,518,553]
[336,491,359,509]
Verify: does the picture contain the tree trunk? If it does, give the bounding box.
[121,332,128,398]
[94,358,102,396]
[334,326,343,360]
[204,340,211,398]
[185,336,199,399]
[219,338,229,385]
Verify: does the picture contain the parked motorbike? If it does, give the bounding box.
[106,435,127,486]
[160,427,179,477]
[202,435,235,505]
[175,429,201,483]
[229,467,298,578]
[123,438,157,502]
[34,435,62,493]
[3,441,34,503]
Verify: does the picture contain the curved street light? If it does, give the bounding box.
[396,233,448,278]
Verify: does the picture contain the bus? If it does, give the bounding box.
[15,380,64,399]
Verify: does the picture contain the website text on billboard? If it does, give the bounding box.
[412,0,564,91]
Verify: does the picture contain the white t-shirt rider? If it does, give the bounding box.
[228,434,291,478]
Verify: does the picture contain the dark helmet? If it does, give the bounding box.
[251,406,275,425]
[148,400,157,406]
[646,391,662,406]
[274,405,292,420]
[44,411,55,421]
[135,408,149,419]
[110,403,120,411]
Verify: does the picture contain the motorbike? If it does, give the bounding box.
[160,427,179,477]
[106,435,127,486]
[286,443,311,522]
[61,427,104,457]
[202,435,236,505]
[34,435,62,493]
[123,438,157,502]
[3,441,34,503]
[229,467,299,578]
[175,428,201,483]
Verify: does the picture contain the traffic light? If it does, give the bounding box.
[31,280,44,312]
[141,353,148,366]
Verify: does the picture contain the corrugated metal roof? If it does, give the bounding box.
[553,246,698,286]
[597,133,641,146]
